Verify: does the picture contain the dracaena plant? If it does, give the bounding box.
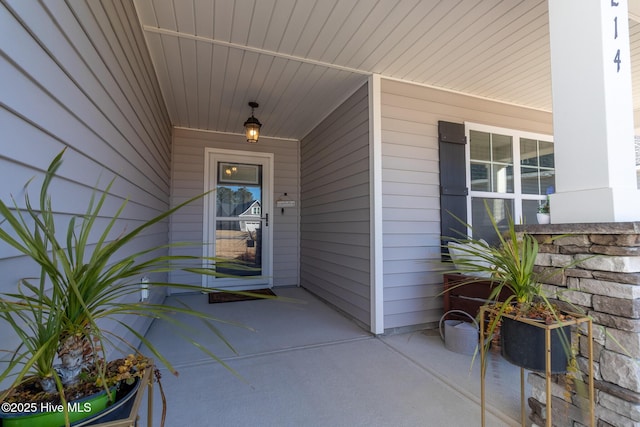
[443,204,636,422]
[442,203,583,361]
[0,149,254,420]
[445,204,559,311]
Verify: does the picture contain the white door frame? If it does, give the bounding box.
[203,148,274,289]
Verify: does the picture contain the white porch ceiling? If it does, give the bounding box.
[133,0,640,141]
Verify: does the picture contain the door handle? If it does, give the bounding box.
[262,213,269,227]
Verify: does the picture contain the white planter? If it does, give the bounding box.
[536,213,550,224]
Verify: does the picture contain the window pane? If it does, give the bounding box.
[539,141,554,168]
[520,138,538,166]
[522,199,540,225]
[492,134,513,163]
[519,139,555,195]
[471,162,491,191]
[470,130,491,161]
[470,131,515,193]
[540,171,555,196]
[218,163,260,184]
[215,220,261,276]
[216,185,261,217]
[492,164,513,193]
[471,198,514,245]
[521,166,540,194]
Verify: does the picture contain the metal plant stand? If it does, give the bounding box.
[90,360,155,427]
[479,306,595,427]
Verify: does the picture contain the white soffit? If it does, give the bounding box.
[133,0,640,140]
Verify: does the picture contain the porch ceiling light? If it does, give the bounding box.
[243,101,262,143]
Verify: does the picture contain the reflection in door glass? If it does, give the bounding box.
[215,181,262,277]
[215,220,262,276]
[216,185,261,217]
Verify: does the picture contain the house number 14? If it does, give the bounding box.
[612,0,621,72]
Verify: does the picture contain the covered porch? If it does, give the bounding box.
[3,1,640,425]
[138,287,525,426]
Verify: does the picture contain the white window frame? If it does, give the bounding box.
[464,122,554,231]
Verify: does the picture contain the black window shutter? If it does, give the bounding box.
[438,121,468,260]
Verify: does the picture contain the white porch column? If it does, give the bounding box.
[368,74,384,335]
[548,0,640,223]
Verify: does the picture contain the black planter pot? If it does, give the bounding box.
[500,316,572,373]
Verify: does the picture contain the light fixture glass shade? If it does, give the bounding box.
[243,102,262,143]
[244,115,261,143]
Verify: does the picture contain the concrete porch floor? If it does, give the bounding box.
[138,287,528,427]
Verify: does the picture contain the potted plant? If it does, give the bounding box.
[536,195,550,224]
[0,150,257,426]
[444,204,580,373]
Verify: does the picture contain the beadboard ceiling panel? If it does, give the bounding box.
[134,0,640,140]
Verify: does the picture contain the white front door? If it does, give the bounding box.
[203,149,273,290]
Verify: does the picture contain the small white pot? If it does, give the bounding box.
[536,213,550,224]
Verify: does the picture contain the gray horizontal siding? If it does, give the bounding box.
[380,78,553,330]
[300,83,371,327]
[170,128,300,289]
[0,0,172,366]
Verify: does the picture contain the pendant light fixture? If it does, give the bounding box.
[243,102,262,143]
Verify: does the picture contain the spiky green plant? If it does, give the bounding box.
[0,149,264,424]
[442,204,635,426]
[442,203,583,371]
[443,203,566,311]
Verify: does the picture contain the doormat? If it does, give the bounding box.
[208,288,276,304]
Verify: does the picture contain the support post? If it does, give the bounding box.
[547,0,640,223]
